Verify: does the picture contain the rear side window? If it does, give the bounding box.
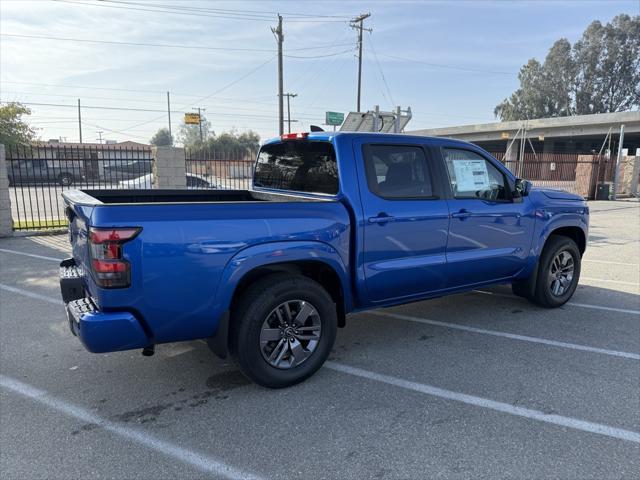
[363,144,434,199]
[254,141,338,194]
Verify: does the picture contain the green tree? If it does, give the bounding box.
[0,102,36,147]
[574,14,640,114]
[495,14,639,120]
[178,114,213,147]
[205,129,260,155]
[149,127,173,146]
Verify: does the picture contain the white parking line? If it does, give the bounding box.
[326,362,640,444]
[4,280,640,450]
[474,290,640,316]
[0,248,62,262]
[0,375,265,480]
[581,277,640,287]
[584,259,640,267]
[368,310,640,360]
[0,283,63,305]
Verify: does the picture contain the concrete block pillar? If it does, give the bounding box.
[0,145,14,237]
[153,146,186,189]
[575,155,596,199]
[617,156,639,197]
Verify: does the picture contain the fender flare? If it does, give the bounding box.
[516,211,587,285]
[208,241,352,358]
[533,212,588,258]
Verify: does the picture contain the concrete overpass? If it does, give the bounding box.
[407,111,640,157]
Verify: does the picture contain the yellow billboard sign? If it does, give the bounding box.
[184,113,201,125]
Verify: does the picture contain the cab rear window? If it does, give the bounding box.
[254,141,338,195]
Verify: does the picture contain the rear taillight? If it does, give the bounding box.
[89,227,140,288]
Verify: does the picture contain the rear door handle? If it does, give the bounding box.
[451,209,471,219]
[368,214,396,224]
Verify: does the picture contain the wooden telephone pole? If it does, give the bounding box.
[272,15,284,135]
[351,13,371,113]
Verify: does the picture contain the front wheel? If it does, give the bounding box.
[529,235,581,308]
[230,273,337,388]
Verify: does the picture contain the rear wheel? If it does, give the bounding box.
[527,235,581,308]
[230,273,337,388]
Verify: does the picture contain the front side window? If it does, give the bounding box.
[443,148,508,201]
[254,141,338,194]
[363,144,434,199]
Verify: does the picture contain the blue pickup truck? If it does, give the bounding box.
[60,132,589,388]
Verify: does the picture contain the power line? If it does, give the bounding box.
[0,100,286,119]
[119,55,277,132]
[366,34,396,108]
[1,33,355,53]
[2,90,173,105]
[55,0,351,23]
[0,82,279,105]
[99,0,353,19]
[284,48,355,59]
[378,53,515,75]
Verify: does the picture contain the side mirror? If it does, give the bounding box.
[514,178,532,198]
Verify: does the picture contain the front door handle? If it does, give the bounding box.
[368,214,396,224]
[451,209,471,219]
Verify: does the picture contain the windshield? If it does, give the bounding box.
[253,141,338,195]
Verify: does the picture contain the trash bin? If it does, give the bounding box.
[596,183,610,200]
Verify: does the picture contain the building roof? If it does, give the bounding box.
[407,111,640,142]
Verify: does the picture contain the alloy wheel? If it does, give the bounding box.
[548,250,575,296]
[259,300,321,369]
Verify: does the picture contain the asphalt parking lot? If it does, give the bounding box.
[1,200,638,480]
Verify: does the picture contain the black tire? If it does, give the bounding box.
[528,235,581,308]
[230,273,337,388]
[58,173,74,187]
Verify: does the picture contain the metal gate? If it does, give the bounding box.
[6,144,152,231]
[185,147,255,190]
[491,152,616,199]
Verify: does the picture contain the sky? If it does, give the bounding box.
[1,0,638,145]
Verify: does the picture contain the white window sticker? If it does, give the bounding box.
[452,159,490,191]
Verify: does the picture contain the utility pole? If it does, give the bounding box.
[77,98,83,144]
[272,14,284,135]
[283,93,297,133]
[166,91,172,145]
[518,121,527,177]
[96,131,104,144]
[612,124,625,200]
[198,107,204,143]
[351,12,371,113]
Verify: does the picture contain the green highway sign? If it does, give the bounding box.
[325,111,344,126]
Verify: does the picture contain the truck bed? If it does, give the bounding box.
[65,189,324,205]
[62,186,352,348]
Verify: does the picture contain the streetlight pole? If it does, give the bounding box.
[283,93,297,133]
[77,98,83,144]
[166,91,172,145]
